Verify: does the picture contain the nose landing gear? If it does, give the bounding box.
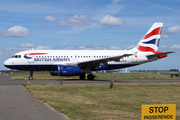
[28,71,33,80]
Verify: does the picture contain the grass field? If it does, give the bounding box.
[26,83,180,120]
[12,73,174,80]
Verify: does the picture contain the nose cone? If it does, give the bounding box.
[4,59,11,68]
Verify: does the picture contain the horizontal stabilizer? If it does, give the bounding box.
[147,51,175,59]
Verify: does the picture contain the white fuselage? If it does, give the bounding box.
[4,49,155,71]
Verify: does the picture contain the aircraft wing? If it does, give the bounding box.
[77,53,133,68]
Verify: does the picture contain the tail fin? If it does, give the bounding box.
[136,22,163,53]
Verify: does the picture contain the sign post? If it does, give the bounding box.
[110,80,114,89]
[141,104,176,120]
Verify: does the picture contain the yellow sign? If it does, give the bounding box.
[141,104,176,120]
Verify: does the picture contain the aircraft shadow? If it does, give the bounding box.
[55,79,128,83]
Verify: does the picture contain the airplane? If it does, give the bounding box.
[4,22,174,80]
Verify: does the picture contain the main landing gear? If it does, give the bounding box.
[28,71,33,80]
[87,74,94,80]
[79,74,86,80]
[79,74,95,80]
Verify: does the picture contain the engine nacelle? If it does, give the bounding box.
[50,65,84,76]
[50,71,59,76]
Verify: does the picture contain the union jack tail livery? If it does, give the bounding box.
[136,22,163,53]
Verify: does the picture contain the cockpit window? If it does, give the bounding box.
[11,55,21,58]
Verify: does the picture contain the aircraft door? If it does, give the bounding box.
[28,51,34,63]
[132,52,137,63]
[132,55,137,63]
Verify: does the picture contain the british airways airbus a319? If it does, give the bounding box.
[4,23,174,80]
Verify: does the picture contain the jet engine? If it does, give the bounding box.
[50,65,85,76]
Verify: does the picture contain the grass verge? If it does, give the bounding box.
[25,83,180,120]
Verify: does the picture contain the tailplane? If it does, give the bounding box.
[135,22,163,53]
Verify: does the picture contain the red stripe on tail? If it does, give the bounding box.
[137,46,167,58]
[137,45,156,53]
[143,27,162,39]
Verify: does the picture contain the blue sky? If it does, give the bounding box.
[0,0,180,70]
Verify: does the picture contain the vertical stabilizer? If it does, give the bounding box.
[136,22,163,53]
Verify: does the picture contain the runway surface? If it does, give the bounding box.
[0,75,66,120]
[0,75,180,120]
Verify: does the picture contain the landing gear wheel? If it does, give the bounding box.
[28,76,33,80]
[79,74,86,80]
[87,74,94,80]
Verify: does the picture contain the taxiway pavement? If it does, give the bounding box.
[0,75,66,120]
[1,75,180,85]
